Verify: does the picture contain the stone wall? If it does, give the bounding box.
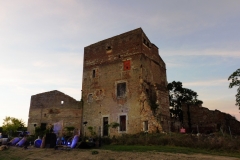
[27,90,82,135]
[179,104,240,134]
[82,28,170,137]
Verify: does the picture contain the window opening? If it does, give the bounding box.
[92,69,96,78]
[117,82,126,97]
[143,38,146,44]
[143,121,148,131]
[106,46,112,51]
[120,115,126,131]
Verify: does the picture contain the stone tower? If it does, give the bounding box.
[82,28,170,137]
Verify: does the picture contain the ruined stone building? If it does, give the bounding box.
[180,104,240,134]
[82,28,170,136]
[27,90,82,135]
[27,28,170,136]
[27,28,240,136]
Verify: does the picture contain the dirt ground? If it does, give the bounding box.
[0,146,239,160]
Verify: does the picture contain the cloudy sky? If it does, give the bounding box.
[0,0,240,126]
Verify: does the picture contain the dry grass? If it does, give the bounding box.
[0,146,239,160]
[1,132,240,160]
[110,132,240,151]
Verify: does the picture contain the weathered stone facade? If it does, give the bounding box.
[174,104,240,134]
[27,90,82,135]
[27,28,240,137]
[82,28,170,137]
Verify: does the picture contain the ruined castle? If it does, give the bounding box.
[28,28,170,136]
[27,28,240,136]
[82,28,170,136]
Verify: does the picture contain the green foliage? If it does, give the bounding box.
[101,136,112,145]
[149,98,158,113]
[87,126,96,136]
[34,124,53,138]
[167,81,203,123]
[228,68,240,109]
[65,126,75,132]
[64,126,75,136]
[104,133,240,153]
[145,85,158,113]
[2,117,25,136]
[34,126,46,138]
[101,144,240,158]
[109,122,120,129]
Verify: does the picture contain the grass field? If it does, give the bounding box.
[1,144,240,160]
[102,145,240,158]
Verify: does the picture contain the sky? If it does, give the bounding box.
[0,0,240,126]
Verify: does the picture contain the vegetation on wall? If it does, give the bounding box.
[108,122,120,129]
[64,126,75,136]
[145,84,158,113]
[87,126,96,136]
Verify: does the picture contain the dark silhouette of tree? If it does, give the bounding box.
[167,81,184,122]
[228,68,240,109]
[167,81,203,131]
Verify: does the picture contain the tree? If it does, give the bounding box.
[228,68,240,109]
[2,117,25,136]
[167,81,203,131]
[167,81,184,122]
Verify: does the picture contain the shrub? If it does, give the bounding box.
[101,137,112,145]
[106,132,240,151]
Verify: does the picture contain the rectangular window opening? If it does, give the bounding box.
[92,70,96,78]
[117,82,126,97]
[120,115,126,131]
[143,121,148,131]
[103,117,108,136]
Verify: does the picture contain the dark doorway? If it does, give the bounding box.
[120,115,126,131]
[103,117,108,136]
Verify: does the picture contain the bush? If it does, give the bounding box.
[106,132,240,151]
[101,137,112,145]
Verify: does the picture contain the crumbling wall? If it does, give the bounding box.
[82,28,170,136]
[181,104,240,134]
[27,90,82,135]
